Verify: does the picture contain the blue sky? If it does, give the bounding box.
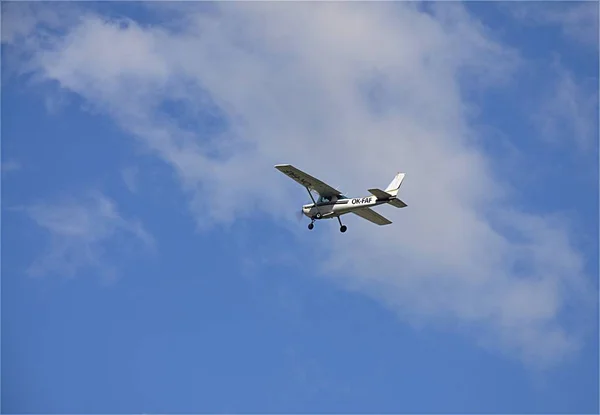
[2,2,598,413]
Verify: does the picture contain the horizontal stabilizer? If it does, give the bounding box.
[368,188,392,199]
[352,207,392,225]
[388,198,407,208]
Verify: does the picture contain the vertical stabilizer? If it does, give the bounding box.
[384,173,405,196]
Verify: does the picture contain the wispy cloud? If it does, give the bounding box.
[121,166,139,193]
[503,1,599,46]
[531,57,598,151]
[1,160,21,174]
[4,2,595,367]
[21,191,154,281]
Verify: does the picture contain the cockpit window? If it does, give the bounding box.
[317,195,332,204]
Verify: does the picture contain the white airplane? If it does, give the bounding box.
[275,164,407,232]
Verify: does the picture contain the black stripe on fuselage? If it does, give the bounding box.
[305,201,349,208]
[306,199,392,208]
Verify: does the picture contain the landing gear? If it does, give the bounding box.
[337,217,347,233]
[315,212,322,219]
[306,216,347,233]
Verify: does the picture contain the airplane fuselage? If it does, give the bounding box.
[302,195,389,219]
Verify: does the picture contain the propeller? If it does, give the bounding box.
[296,208,305,221]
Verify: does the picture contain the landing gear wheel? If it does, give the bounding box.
[308,223,314,230]
[315,212,322,219]
[336,216,347,233]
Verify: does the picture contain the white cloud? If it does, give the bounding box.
[22,191,154,281]
[4,2,596,367]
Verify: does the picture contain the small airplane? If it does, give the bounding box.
[275,164,407,232]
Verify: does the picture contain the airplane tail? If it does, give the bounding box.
[367,172,407,207]
[384,172,405,197]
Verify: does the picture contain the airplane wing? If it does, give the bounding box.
[352,207,392,225]
[275,164,342,198]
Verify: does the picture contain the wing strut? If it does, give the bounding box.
[306,187,322,218]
